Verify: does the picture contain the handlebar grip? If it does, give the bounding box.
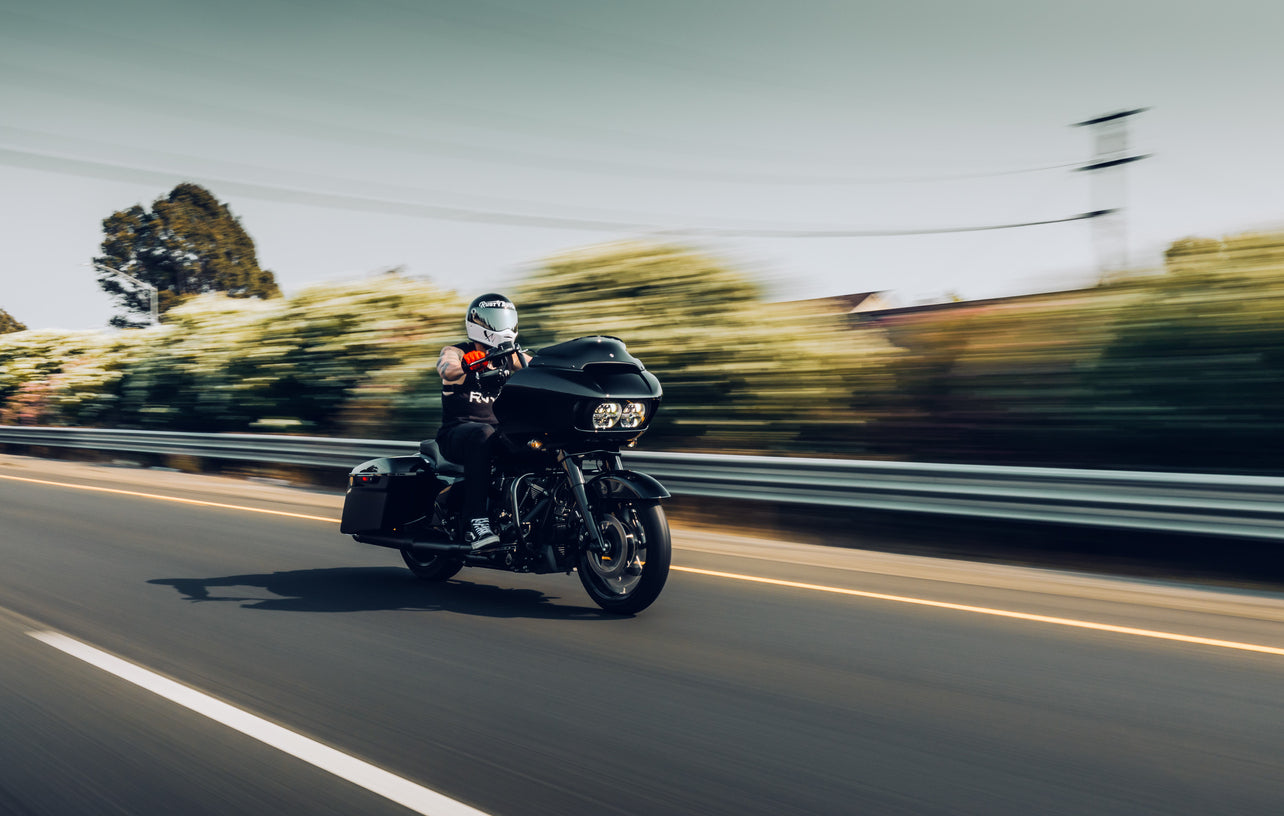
[464,344,525,373]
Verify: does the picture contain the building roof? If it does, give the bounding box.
[781,292,890,315]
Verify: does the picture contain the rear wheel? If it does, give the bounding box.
[400,548,464,582]
[578,502,670,614]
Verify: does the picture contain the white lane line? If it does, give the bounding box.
[28,631,490,816]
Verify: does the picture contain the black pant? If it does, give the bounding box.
[437,422,495,519]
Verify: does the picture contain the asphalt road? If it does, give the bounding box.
[3,453,1284,815]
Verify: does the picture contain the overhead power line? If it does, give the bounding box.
[0,145,1112,238]
[617,160,1088,186]
[657,211,1115,238]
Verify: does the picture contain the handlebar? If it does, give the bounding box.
[464,342,528,374]
[482,342,526,364]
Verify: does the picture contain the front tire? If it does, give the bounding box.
[400,548,464,582]
[578,502,670,614]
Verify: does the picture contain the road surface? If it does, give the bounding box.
[2,453,1283,815]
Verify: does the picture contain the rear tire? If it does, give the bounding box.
[578,502,670,614]
[400,548,464,582]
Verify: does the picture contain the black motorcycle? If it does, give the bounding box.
[339,336,671,614]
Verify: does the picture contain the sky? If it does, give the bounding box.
[2,0,1282,330]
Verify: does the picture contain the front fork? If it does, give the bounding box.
[558,451,611,554]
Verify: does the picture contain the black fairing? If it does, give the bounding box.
[494,336,662,448]
[527,336,642,370]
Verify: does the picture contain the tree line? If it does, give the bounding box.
[2,181,1283,474]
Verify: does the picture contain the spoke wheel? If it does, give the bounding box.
[578,501,670,614]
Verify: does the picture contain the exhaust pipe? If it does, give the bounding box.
[353,533,412,550]
[408,540,472,556]
[354,533,471,555]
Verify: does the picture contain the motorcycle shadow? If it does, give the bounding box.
[147,567,615,620]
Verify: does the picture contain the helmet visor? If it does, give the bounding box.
[469,300,518,332]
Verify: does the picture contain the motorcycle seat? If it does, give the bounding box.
[418,439,465,477]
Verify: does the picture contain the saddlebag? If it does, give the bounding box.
[339,455,446,535]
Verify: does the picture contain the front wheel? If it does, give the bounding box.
[578,502,671,614]
[400,548,464,582]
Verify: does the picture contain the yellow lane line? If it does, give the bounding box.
[672,565,1284,657]
[9,471,1282,657]
[0,472,340,524]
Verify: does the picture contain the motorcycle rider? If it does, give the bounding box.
[436,293,531,551]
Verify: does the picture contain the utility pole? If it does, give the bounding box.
[1073,108,1150,280]
[93,263,159,326]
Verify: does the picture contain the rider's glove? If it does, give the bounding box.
[462,349,488,372]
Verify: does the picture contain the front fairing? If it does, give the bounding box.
[526,336,644,371]
[494,336,662,446]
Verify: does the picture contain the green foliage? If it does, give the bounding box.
[0,329,148,425]
[1081,231,1284,469]
[860,229,1284,471]
[0,274,463,436]
[214,275,462,438]
[95,183,281,328]
[865,290,1141,464]
[9,230,1284,473]
[0,243,901,453]
[0,308,26,334]
[516,242,900,451]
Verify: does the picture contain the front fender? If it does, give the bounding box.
[588,470,671,503]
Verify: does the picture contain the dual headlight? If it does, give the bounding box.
[591,401,648,430]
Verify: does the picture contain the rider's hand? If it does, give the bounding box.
[462,349,488,372]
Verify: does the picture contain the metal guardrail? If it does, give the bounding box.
[0,426,406,469]
[2,425,1283,541]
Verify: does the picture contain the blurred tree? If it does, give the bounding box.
[0,276,462,436]
[515,241,899,452]
[103,275,462,435]
[1086,231,1284,470]
[1163,236,1225,286]
[0,308,26,334]
[7,228,1284,473]
[94,183,281,328]
[869,294,1132,467]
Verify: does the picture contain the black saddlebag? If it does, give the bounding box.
[340,455,446,535]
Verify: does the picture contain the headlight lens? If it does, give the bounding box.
[592,402,622,429]
[619,401,647,429]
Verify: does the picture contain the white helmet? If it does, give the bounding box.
[466,293,518,348]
